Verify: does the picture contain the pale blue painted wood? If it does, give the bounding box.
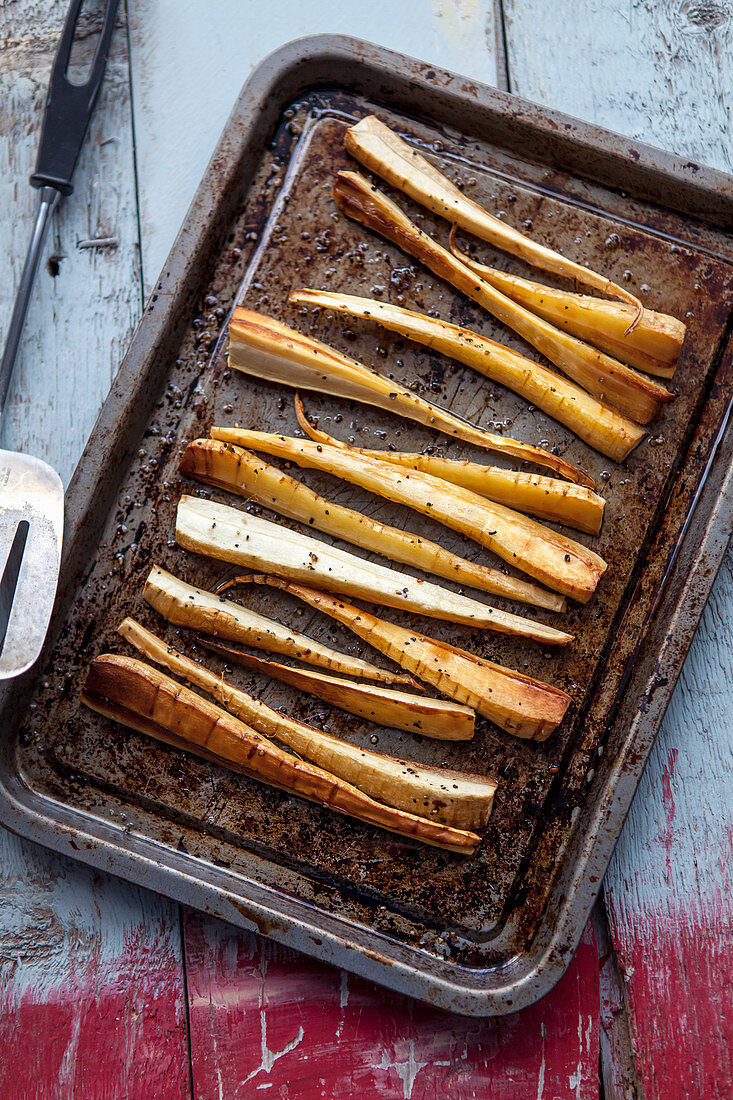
[127,0,499,295]
[0,7,186,1081]
[504,3,733,1092]
[502,0,733,905]
[2,0,731,1090]
[0,0,142,486]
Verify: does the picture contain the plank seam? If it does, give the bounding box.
[495,0,512,92]
[123,0,146,311]
[594,894,644,1100]
[179,905,196,1100]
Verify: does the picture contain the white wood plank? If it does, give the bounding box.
[502,4,733,1095]
[0,0,142,486]
[127,0,499,296]
[0,8,188,1094]
[503,0,733,175]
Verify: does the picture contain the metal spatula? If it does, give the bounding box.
[0,0,119,679]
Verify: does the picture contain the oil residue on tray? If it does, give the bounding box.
[13,89,733,966]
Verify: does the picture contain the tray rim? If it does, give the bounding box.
[2,33,733,1017]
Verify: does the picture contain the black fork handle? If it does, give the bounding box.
[31,0,121,195]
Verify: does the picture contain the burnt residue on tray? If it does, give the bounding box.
[11,88,733,966]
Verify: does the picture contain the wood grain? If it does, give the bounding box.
[126,0,499,296]
[503,3,733,1095]
[0,0,142,486]
[0,6,188,1098]
[0,831,189,1100]
[603,550,733,1099]
[183,908,599,1099]
[503,0,733,174]
[3,0,732,1094]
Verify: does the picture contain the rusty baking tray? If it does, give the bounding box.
[2,36,733,1017]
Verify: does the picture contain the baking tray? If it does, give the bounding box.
[2,36,733,1017]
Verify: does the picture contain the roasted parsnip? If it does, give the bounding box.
[295,406,604,536]
[180,438,566,611]
[144,564,416,686]
[332,170,672,424]
[208,429,607,602]
[221,577,571,740]
[448,238,684,379]
[82,654,480,853]
[227,306,590,485]
[289,288,645,462]
[344,114,643,325]
[196,641,476,741]
[175,495,573,645]
[119,620,492,823]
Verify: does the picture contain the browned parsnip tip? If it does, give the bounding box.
[82,653,482,852]
[447,228,684,379]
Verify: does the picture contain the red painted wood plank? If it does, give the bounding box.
[602,551,733,1100]
[606,897,732,1100]
[0,831,190,1100]
[184,910,599,1099]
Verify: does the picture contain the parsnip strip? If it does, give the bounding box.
[82,654,480,853]
[332,170,673,424]
[119,619,492,824]
[228,306,591,485]
[448,241,684,379]
[197,641,476,741]
[144,564,416,686]
[344,115,643,327]
[208,429,607,602]
[180,437,566,611]
[289,287,645,462]
[221,577,571,741]
[295,406,604,536]
[175,496,573,645]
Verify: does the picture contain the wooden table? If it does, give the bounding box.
[1,2,731,1096]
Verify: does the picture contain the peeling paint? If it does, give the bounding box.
[535,1021,546,1099]
[243,1013,305,1085]
[181,911,600,1098]
[376,1040,429,1099]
